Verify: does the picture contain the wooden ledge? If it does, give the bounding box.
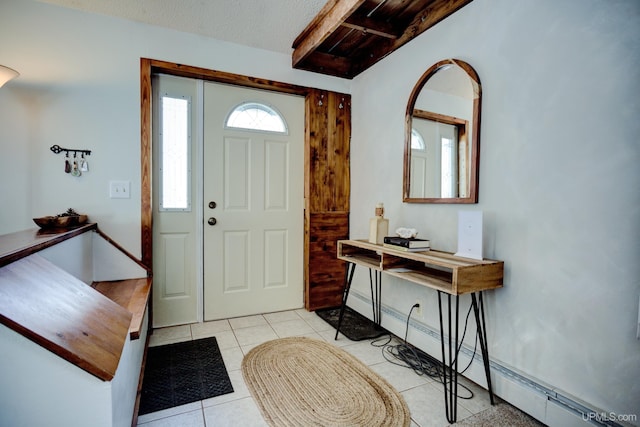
[0,223,97,268]
[92,278,151,340]
[0,255,131,381]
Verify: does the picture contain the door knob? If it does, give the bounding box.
[208,217,217,226]
[209,201,217,209]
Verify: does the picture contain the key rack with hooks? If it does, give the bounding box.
[49,144,92,157]
[50,145,92,177]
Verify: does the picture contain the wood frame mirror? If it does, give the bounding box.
[403,59,481,203]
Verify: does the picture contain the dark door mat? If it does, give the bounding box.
[139,336,234,415]
[316,306,388,341]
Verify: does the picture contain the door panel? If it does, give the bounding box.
[265,140,289,210]
[151,74,200,327]
[204,82,304,320]
[224,137,250,209]
[162,233,188,295]
[223,231,249,292]
[265,229,287,287]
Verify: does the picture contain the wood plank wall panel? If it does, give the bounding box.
[327,92,351,211]
[140,59,153,269]
[305,90,351,212]
[305,212,349,310]
[304,90,351,311]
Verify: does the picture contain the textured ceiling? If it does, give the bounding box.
[37,0,328,54]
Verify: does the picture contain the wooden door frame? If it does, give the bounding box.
[139,58,313,269]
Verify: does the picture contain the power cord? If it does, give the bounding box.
[370,303,479,400]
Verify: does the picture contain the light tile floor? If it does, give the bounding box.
[136,309,506,427]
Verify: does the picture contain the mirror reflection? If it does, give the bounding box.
[403,59,481,203]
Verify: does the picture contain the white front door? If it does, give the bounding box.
[203,82,304,320]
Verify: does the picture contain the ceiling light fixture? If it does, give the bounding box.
[0,65,20,88]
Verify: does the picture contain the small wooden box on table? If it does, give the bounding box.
[336,239,504,423]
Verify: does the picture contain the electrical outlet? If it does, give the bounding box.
[414,299,423,318]
[109,180,131,199]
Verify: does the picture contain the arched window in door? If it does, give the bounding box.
[225,102,288,134]
[411,128,425,150]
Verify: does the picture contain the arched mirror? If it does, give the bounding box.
[403,59,481,203]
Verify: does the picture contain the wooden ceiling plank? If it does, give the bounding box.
[342,15,399,39]
[395,0,473,47]
[327,28,371,58]
[297,51,353,78]
[292,0,368,68]
[349,0,474,77]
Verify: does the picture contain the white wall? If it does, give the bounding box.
[0,0,348,252]
[350,0,640,421]
[2,0,639,422]
[0,296,149,427]
[39,231,93,283]
[0,321,114,427]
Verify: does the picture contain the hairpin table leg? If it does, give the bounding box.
[472,292,495,404]
[438,291,459,424]
[369,269,382,326]
[335,262,356,340]
[438,291,495,423]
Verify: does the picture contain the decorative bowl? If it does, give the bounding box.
[33,214,88,229]
[33,216,57,228]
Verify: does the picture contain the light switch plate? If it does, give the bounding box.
[109,180,130,199]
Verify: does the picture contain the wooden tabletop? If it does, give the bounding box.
[337,239,504,295]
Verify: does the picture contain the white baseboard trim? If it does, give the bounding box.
[346,290,630,427]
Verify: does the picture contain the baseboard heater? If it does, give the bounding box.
[348,290,625,427]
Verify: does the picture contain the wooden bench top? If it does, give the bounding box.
[0,254,131,381]
[92,278,151,340]
[0,224,152,381]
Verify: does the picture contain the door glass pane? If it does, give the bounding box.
[441,137,455,198]
[411,128,425,150]
[160,96,191,211]
[225,102,287,133]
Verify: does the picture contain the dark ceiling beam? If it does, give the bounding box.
[349,0,474,77]
[292,0,367,68]
[292,0,475,79]
[296,51,353,78]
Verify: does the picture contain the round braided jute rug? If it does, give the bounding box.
[241,337,410,427]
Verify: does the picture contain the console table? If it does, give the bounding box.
[335,239,504,423]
